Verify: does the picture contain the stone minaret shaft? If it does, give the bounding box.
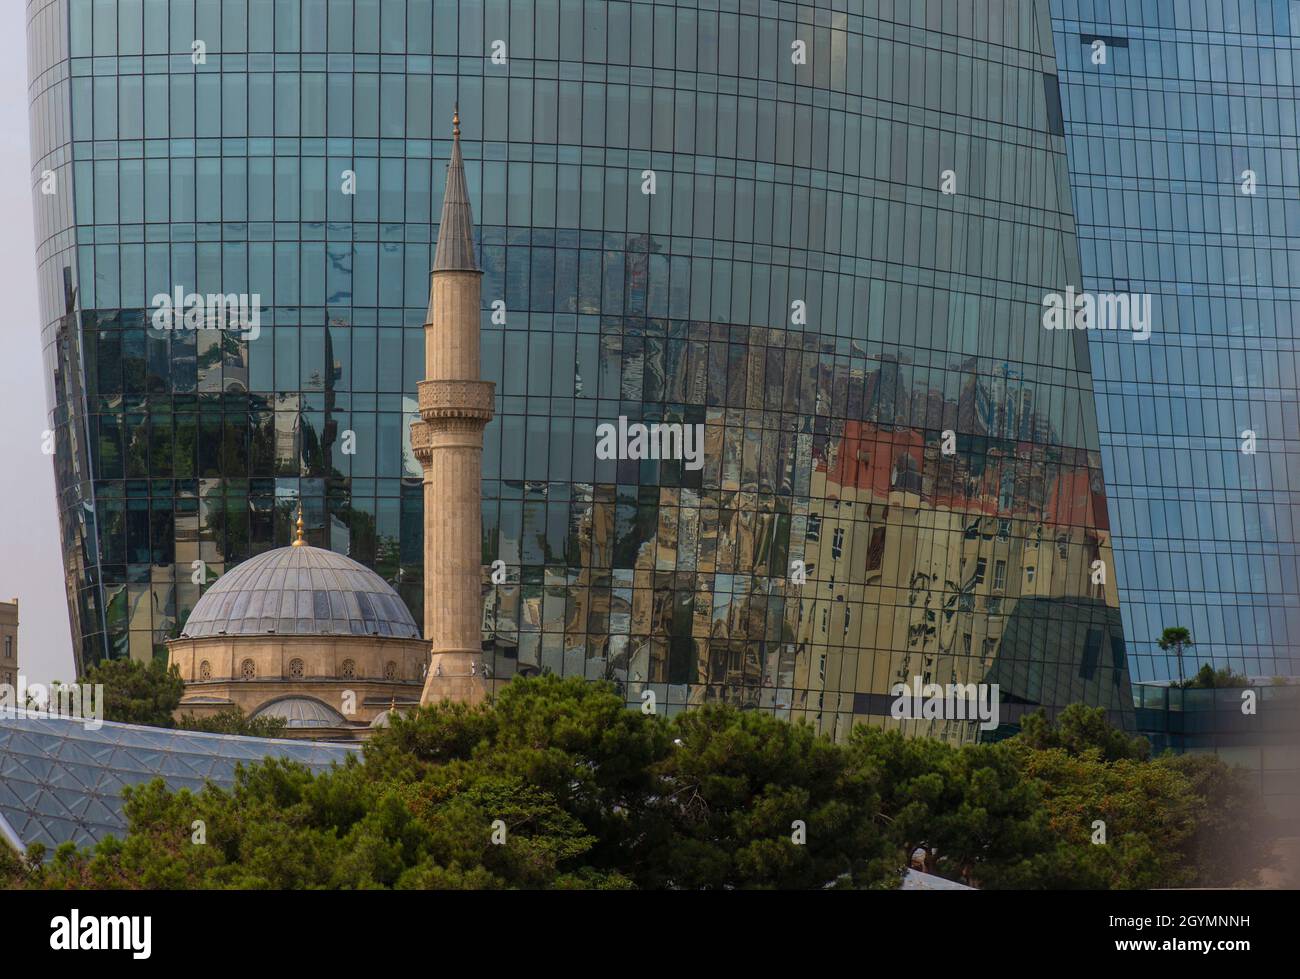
[413,111,495,706]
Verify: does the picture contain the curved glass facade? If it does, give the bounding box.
[31,0,1131,740]
[1052,0,1300,681]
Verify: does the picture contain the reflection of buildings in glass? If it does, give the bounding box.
[31,0,1133,742]
[49,270,99,664]
[788,407,1128,743]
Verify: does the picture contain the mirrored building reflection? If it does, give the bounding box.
[30,0,1131,740]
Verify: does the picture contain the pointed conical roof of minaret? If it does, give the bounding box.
[432,108,478,273]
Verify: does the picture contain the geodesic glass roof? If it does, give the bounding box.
[0,710,358,855]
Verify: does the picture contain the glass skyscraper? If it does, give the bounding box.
[31,0,1132,740]
[1052,0,1300,682]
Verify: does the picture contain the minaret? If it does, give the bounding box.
[412,109,495,706]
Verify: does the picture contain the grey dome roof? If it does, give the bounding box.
[181,545,420,640]
[369,704,414,729]
[251,697,348,728]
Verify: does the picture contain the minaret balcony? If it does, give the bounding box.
[416,379,496,422]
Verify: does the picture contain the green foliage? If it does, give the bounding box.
[77,661,288,737]
[1158,753,1276,887]
[1005,709,1272,889]
[850,727,1055,888]
[0,841,43,885]
[79,657,184,728]
[177,707,288,738]
[1157,626,1194,683]
[1177,664,1250,689]
[0,678,1273,891]
[639,706,899,889]
[2,677,900,890]
[1012,746,1199,888]
[1016,705,1150,762]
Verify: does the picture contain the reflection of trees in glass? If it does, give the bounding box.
[194,488,381,575]
[103,585,130,660]
[172,411,198,478]
[124,413,148,475]
[300,410,339,477]
[1178,663,1245,690]
[195,333,226,373]
[346,505,379,565]
[1158,627,1194,686]
[374,532,401,583]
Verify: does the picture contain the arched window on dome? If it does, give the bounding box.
[199,660,212,680]
[384,661,397,680]
[340,659,357,679]
[289,658,305,679]
[240,659,256,680]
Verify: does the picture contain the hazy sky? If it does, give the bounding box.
[0,1,76,685]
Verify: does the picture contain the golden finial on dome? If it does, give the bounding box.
[453,104,460,138]
[292,508,305,547]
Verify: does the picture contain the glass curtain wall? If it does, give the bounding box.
[32,0,1131,740]
[1052,0,1300,682]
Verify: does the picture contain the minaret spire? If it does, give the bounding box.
[413,111,495,707]
[432,104,478,274]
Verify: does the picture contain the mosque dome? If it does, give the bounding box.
[180,543,420,640]
[370,703,418,729]
[251,697,348,729]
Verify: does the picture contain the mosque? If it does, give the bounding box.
[168,113,494,740]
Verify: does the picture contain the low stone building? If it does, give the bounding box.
[166,518,425,740]
[0,598,17,689]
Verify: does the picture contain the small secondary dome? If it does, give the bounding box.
[181,544,419,640]
[251,697,348,728]
[369,701,414,729]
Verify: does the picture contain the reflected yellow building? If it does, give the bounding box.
[786,420,1125,742]
[479,350,1132,744]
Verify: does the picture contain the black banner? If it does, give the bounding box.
[0,887,1280,966]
